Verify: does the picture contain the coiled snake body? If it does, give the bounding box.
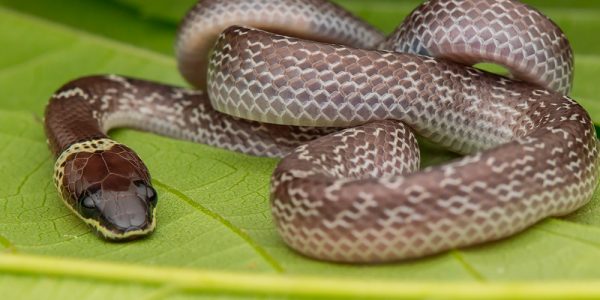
[44,0,599,262]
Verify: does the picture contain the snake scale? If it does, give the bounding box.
[44,0,599,263]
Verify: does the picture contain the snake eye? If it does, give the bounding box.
[135,180,157,207]
[78,191,99,219]
[147,186,158,207]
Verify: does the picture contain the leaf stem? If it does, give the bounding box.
[1,253,600,299]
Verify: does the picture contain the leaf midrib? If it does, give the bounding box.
[152,179,285,273]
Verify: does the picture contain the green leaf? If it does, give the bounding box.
[0,1,599,299]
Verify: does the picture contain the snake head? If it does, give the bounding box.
[55,139,157,240]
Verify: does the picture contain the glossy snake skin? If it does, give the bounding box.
[44,0,599,262]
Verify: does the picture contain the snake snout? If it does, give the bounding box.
[105,176,156,235]
[85,179,157,240]
[104,192,151,230]
[90,183,156,240]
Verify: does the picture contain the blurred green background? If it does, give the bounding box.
[1,0,599,56]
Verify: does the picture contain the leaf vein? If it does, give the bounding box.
[450,250,485,282]
[152,179,284,273]
[536,227,600,249]
[0,233,16,253]
[10,154,50,198]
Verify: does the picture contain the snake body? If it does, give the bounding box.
[44,0,599,262]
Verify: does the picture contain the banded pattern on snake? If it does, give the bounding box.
[44,0,599,263]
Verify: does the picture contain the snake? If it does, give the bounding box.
[43,0,599,263]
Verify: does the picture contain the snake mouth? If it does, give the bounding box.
[79,182,159,241]
[94,210,157,242]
